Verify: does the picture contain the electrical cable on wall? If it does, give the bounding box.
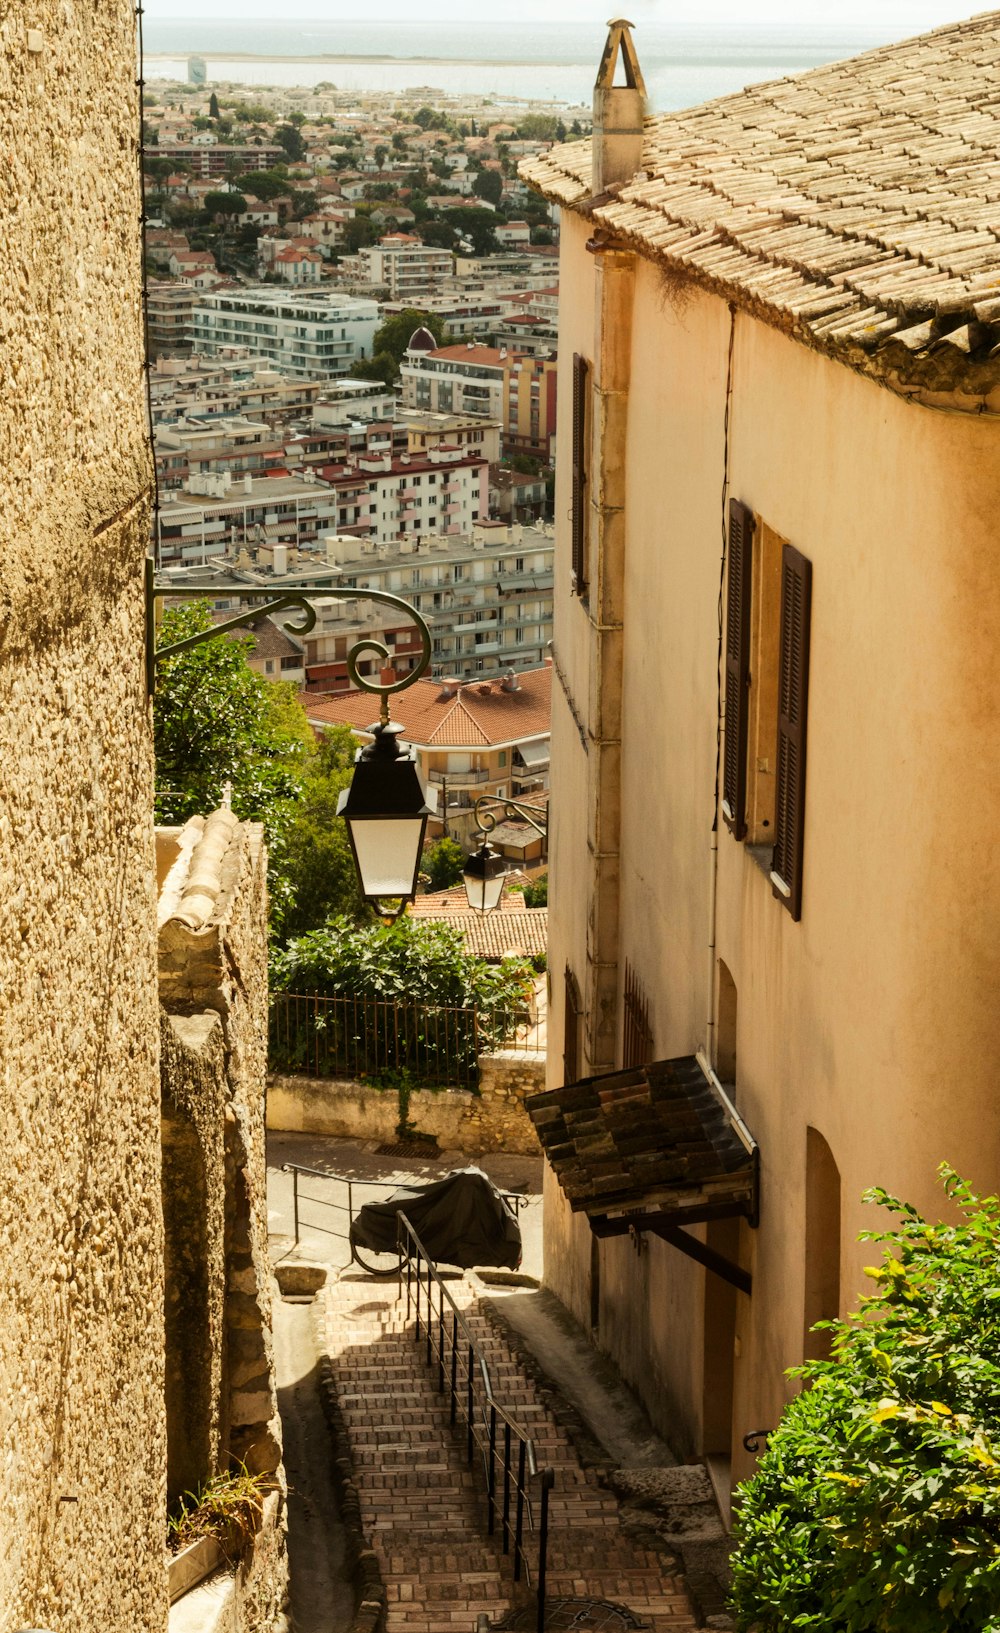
[136,0,163,568]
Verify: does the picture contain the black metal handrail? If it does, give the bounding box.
[396,1213,554,1632]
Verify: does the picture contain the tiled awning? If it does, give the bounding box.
[526,1055,759,1232]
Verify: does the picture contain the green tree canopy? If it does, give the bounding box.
[208,91,220,118]
[369,308,446,373]
[422,837,465,892]
[153,601,312,927]
[240,168,291,201]
[277,727,366,940]
[276,123,306,162]
[473,168,503,206]
[731,1166,1000,1633]
[446,207,499,257]
[204,191,246,218]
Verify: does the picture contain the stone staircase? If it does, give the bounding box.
[322,1273,698,1633]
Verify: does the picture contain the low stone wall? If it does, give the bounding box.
[266,1051,544,1156]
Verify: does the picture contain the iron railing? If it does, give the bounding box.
[397,1214,554,1631]
[269,992,543,1091]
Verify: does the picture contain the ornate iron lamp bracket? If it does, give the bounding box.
[146,559,432,718]
[471,794,549,842]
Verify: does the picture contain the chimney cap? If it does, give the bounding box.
[596,17,646,95]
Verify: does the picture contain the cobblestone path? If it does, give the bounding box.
[323,1273,697,1633]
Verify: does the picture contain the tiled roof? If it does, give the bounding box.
[429,345,506,366]
[410,883,530,914]
[521,13,1000,410]
[304,666,551,749]
[410,908,548,961]
[217,613,303,661]
[527,1056,758,1226]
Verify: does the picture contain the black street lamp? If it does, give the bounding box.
[462,795,549,914]
[149,566,435,917]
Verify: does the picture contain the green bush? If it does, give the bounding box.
[731,1166,1000,1632]
[423,836,465,891]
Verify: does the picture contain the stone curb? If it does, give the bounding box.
[314,1302,388,1633]
[479,1298,733,1631]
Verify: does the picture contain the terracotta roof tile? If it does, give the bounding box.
[304,666,551,749]
[411,908,548,961]
[521,12,1000,410]
[528,1056,758,1225]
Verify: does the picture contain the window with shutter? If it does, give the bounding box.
[571,354,589,595]
[770,544,812,920]
[722,499,754,839]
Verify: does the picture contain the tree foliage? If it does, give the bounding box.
[272,915,533,1015]
[153,602,312,925]
[473,168,503,206]
[369,308,446,375]
[278,727,367,940]
[731,1166,1000,1633]
[276,122,306,162]
[422,837,465,891]
[204,191,246,218]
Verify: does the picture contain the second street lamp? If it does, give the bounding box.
[462,794,549,914]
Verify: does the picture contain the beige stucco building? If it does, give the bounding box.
[524,15,1000,1510]
[1,3,283,1627]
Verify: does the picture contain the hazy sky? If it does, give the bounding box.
[150,0,978,30]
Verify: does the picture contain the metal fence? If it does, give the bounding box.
[269,992,543,1091]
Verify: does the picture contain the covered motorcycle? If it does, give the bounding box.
[350,1167,522,1271]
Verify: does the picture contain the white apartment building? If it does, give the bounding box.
[297,519,554,682]
[191,289,380,379]
[312,379,398,426]
[154,447,488,566]
[400,342,507,421]
[357,236,455,301]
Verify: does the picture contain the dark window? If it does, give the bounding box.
[771,544,812,920]
[563,965,581,1086]
[722,499,754,839]
[571,353,589,594]
[622,961,653,1071]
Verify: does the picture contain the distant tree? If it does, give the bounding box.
[474,169,503,207]
[570,119,583,137]
[291,189,320,219]
[391,131,407,153]
[431,158,451,181]
[241,168,291,201]
[287,111,307,128]
[444,207,498,257]
[555,119,567,141]
[350,353,399,388]
[517,113,559,141]
[276,123,306,163]
[209,91,220,119]
[522,872,547,907]
[192,115,213,131]
[370,308,446,373]
[422,837,465,892]
[204,190,246,218]
[374,144,389,170]
[531,225,553,245]
[419,220,456,250]
[413,106,436,129]
[342,216,377,253]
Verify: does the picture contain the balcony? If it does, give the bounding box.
[427,767,490,789]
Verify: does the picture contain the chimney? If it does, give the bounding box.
[593,18,647,195]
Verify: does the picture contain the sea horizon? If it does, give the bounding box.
[142,17,907,111]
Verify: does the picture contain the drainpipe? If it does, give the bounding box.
[582,22,647,1075]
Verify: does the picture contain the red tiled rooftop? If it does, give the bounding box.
[304,666,551,749]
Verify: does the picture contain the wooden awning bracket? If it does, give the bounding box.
[591,1210,752,1295]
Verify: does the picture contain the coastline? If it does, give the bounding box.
[146,51,589,69]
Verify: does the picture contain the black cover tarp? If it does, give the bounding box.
[350,1167,522,1270]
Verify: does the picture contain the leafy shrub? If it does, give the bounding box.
[422,836,465,891]
[270,916,535,1084]
[731,1166,1000,1632]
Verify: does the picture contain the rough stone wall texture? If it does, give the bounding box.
[161,1011,229,1505]
[267,1051,545,1155]
[159,824,284,1483]
[0,3,164,1630]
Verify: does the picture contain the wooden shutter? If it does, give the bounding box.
[771,544,812,920]
[722,499,754,838]
[571,354,589,594]
[563,965,581,1085]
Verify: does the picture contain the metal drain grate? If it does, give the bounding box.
[492,1599,647,1633]
[375,1139,440,1158]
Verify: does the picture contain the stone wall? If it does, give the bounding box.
[159,818,284,1489]
[267,1051,545,1155]
[0,3,164,1628]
